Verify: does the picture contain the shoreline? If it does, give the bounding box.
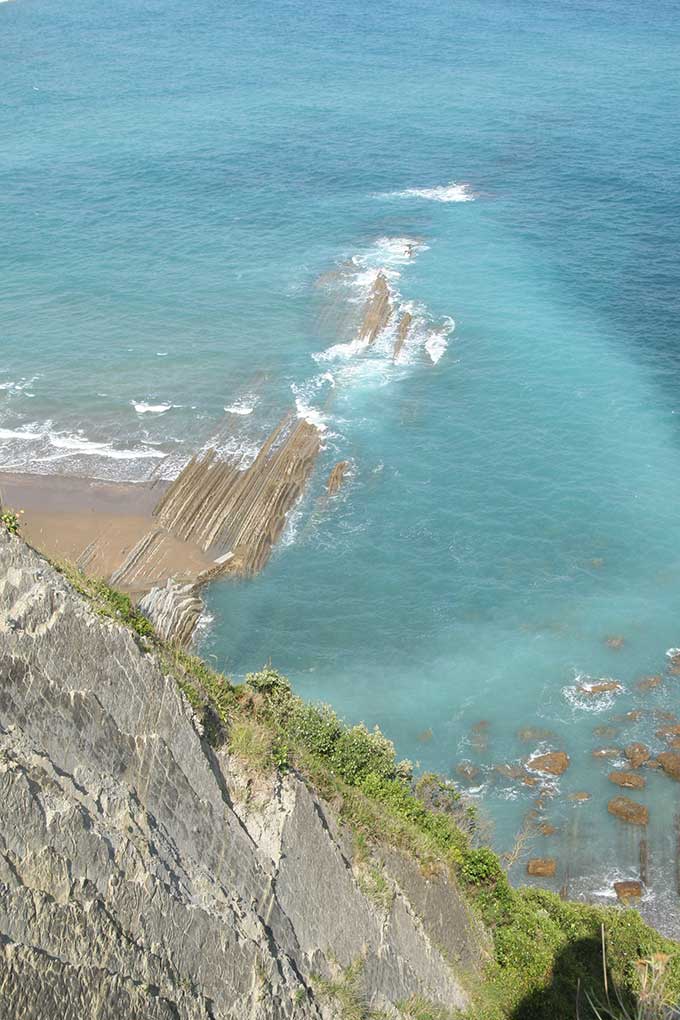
[0,469,213,596]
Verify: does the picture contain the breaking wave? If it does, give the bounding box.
[0,421,166,480]
[380,182,475,203]
[132,401,173,414]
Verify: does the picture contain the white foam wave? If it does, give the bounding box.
[0,375,40,395]
[382,182,475,203]
[425,317,455,365]
[0,421,165,462]
[132,401,173,415]
[562,674,623,713]
[224,399,257,416]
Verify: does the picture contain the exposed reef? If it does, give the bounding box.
[154,416,320,577]
[358,272,392,344]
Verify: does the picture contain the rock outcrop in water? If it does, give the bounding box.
[393,311,413,362]
[154,416,321,577]
[358,272,392,345]
[0,530,480,1019]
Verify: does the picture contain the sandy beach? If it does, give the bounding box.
[0,471,213,595]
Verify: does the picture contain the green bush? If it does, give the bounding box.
[0,508,21,535]
[460,847,504,887]
[288,702,343,758]
[330,722,398,784]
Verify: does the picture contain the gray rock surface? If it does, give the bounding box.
[138,577,204,646]
[0,531,481,1018]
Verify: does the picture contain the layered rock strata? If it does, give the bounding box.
[0,532,481,1019]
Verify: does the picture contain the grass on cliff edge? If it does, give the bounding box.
[52,562,680,1020]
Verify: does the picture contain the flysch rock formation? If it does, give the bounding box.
[138,578,204,646]
[107,414,322,645]
[358,272,392,345]
[153,416,321,577]
[392,312,413,362]
[0,529,482,1019]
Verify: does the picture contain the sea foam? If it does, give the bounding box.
[132,401,173,414]
[382,182,475,203]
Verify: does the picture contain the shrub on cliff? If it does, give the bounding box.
[0,508,21,535]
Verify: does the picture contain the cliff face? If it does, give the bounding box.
[0,531,484,1019]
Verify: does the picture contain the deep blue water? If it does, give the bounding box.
[3,0,680,932]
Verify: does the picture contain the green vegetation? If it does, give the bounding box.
[54,563,155,643]
[0,507,21,535]
[312,959,387,1020]
[398,996,460,1020]
[53,560,680,1020]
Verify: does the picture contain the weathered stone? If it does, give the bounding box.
[455,762,479,783]
[154,415,322,578]
[527,752,570,776]
[608,797,649,826]
[625,743,650,769]
[657,752,680,780]
[138,578,203,646]
[656,725,680,741]
[494,763,525,780]
[327,461,350,496]
[593,725,619,739]
[539,823,558,836]
[614,881,643,903]
[392,311,413,362]
[0,532,473,1019]
[568,791,591,802]
[358,272,392,345]
[609,771,646,790]
[517,727,554,743]
[527,858,556,877]
[592,747,622,759]
[637,675,663,692]
[578,680,622,696]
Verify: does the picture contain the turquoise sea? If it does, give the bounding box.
[3,0,680,933]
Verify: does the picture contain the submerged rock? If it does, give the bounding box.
[578,680,623,696]
[567,791,591,802]
[593,725,620,739]
[625,743,651,769]
[605,636,625,650]
[609,771,646,790]
[614,881,643,903]
[657,752,680,780]
[592,746,622,759]
[656,724,680,742]
[608,797,649,826]
[517,726,555,743]
[456,762,480,783]
[637,675,663,692]
[528,751,570,776]
[527,858,556,877]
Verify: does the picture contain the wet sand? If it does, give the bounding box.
[0,471,213,595]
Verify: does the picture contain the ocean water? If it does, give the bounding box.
[3,0,680,932]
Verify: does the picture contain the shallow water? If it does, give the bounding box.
[3,0,680,932]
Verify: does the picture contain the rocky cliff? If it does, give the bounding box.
[0,530,484,1019]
